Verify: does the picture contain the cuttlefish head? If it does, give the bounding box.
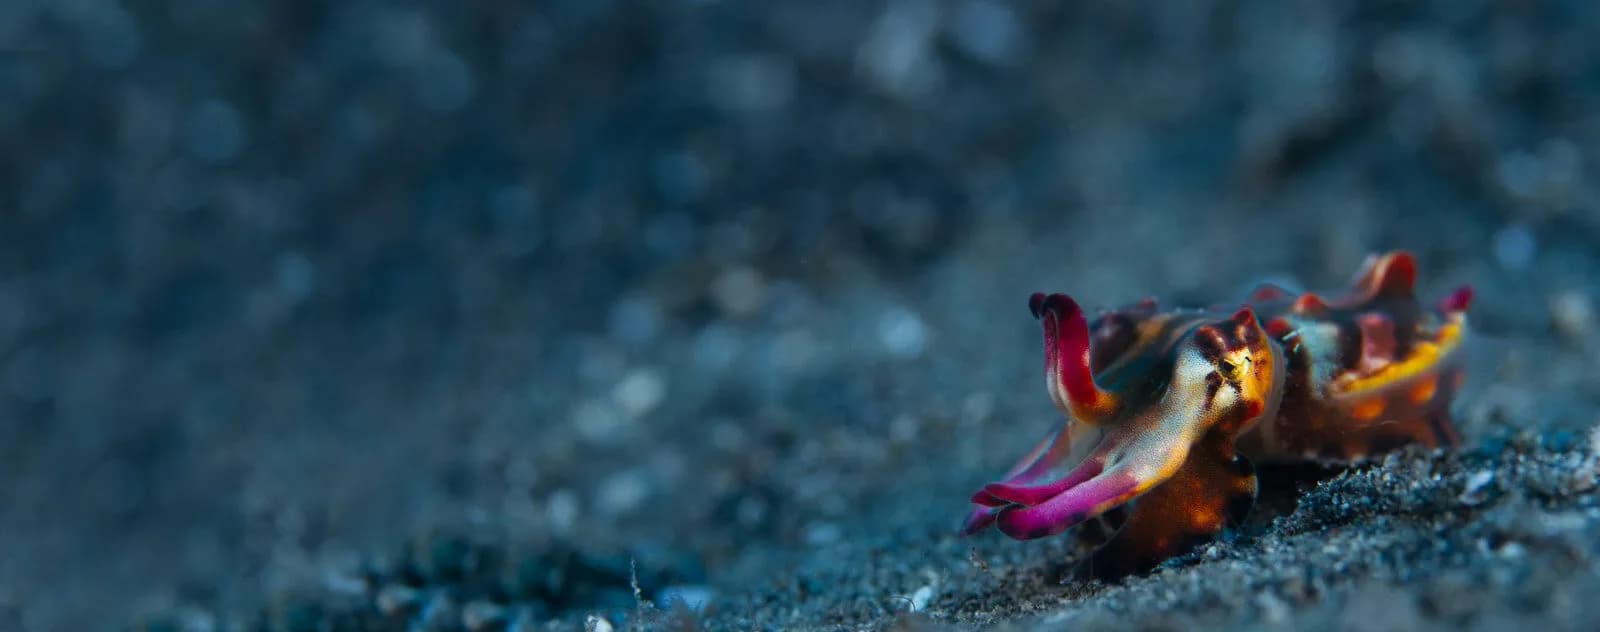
[963,293,1282,540]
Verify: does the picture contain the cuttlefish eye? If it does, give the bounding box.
[1217,355,1245,379]
[1185,310,1279,432]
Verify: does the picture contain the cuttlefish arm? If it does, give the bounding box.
[963,293,1121,532]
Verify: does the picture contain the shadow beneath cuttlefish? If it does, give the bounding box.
[1012,461,1348,585]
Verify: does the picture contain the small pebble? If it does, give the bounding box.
[878,306,927,358]
[461,601,506,630]
[948,0,1025,66]
[1549,291,1594,342]
[1459,470,1495,505]
[889,414,920,443]
[597,470,649,515]
[572,398,628,444]
[1496,152,1543,199]
[961,392,995,425]
[546,490,579,534]
[320,565,367,596]
[711,265,768,316]
[376,584,422,616]
[909,584,934,612]
[1256,592,1291,623]
[585,615,615,632]
[611,369,666,418]
[857,0,943,99]
[804,522,842,546]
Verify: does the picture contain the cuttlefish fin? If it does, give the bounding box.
[1345,250,1417,304]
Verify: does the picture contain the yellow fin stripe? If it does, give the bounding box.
[1335,316,1464,394]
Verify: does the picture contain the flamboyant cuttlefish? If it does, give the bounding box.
[962,251,1473,578]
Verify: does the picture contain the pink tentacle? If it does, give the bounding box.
[975,455,1104,507]
[995,468,1143,540]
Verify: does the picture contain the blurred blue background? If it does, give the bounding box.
[2,1,1598,629]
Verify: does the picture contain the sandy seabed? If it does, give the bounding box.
[3,2,1600,630]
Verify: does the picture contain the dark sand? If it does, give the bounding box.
[2,2,1598,630]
